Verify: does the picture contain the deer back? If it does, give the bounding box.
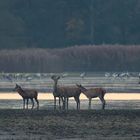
[24,89,38,98]
[59,86,81,97]
[83,88,105,98]
[18,89,38,98]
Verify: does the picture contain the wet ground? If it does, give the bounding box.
[0,109,140,140]
[0,99,140,110]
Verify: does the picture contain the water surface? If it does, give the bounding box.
[0,92,140,109]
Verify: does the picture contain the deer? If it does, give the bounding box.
[76,84,106,110]
[51,75,63,110]
[51,75,81,110]
[13,84,39,110]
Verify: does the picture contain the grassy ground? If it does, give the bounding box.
[0,109,140,140]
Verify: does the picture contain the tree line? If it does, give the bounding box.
[0,45,140,72]
[0,0,140,49]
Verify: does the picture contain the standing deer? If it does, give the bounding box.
[76,84,106,110]
[13,84,39,110]
[51,75,63,110]
[51,75,81,110]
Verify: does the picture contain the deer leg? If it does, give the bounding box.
[78,98,80,110]
[31,98,34,109]
[26,99,29,109]
[74,97,79,110]
[74,97,77,110]
[23,98,25,109]
[103,98,106,110]
[65,97,68,110]
[63,97,65,110]
[88,98,91,110]
[61,97,63,110]
[34,97,39,110]
[79,98,80,110]
[54,96,56,110]
[61,97,66,110]
[59,97,61,110]
[77,97,80,110]
[99,97,106,110]
[63,97,66,110]
[60,97,64,110]
[66,98,69,110]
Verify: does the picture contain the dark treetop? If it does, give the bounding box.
[0,0,140,49]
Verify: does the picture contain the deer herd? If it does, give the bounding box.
[13,75,106,110]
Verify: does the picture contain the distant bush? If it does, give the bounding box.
[0,45,140,72]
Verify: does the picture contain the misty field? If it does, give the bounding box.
[0,72,140,93]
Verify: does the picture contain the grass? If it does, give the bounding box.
[0,109,140,140]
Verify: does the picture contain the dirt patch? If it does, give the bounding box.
[0,109,140,140]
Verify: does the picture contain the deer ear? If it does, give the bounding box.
[78,84,82,87]
[51,75,54,79]
[57,76,60,79]
[51,75,56,79]
[16,84,20,87]
[76,84,80,87]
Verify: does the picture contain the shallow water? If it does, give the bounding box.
[0,92,140,110]
[0,93,140,100]
[0,99,140,110]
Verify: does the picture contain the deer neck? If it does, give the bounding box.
[53,81,58,93]
[80,87,87,93]
[17,88,25,96]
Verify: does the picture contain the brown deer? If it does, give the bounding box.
[51,75,81,110]
[76,84,106,110]
[13,84,39,110]
[51,75,64,110]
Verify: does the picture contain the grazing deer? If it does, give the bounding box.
[13,84,39,110]
[76,84,106,110]
[51,75,81,110]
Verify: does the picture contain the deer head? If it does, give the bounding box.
[51,75,60,81]
[76,84,87,92]
[13,84,21,91]
[76,84,82,88]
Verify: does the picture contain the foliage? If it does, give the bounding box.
[0,45,140,72]
[0,0,140,48]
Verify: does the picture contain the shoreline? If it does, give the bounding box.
[0,92,140,100]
